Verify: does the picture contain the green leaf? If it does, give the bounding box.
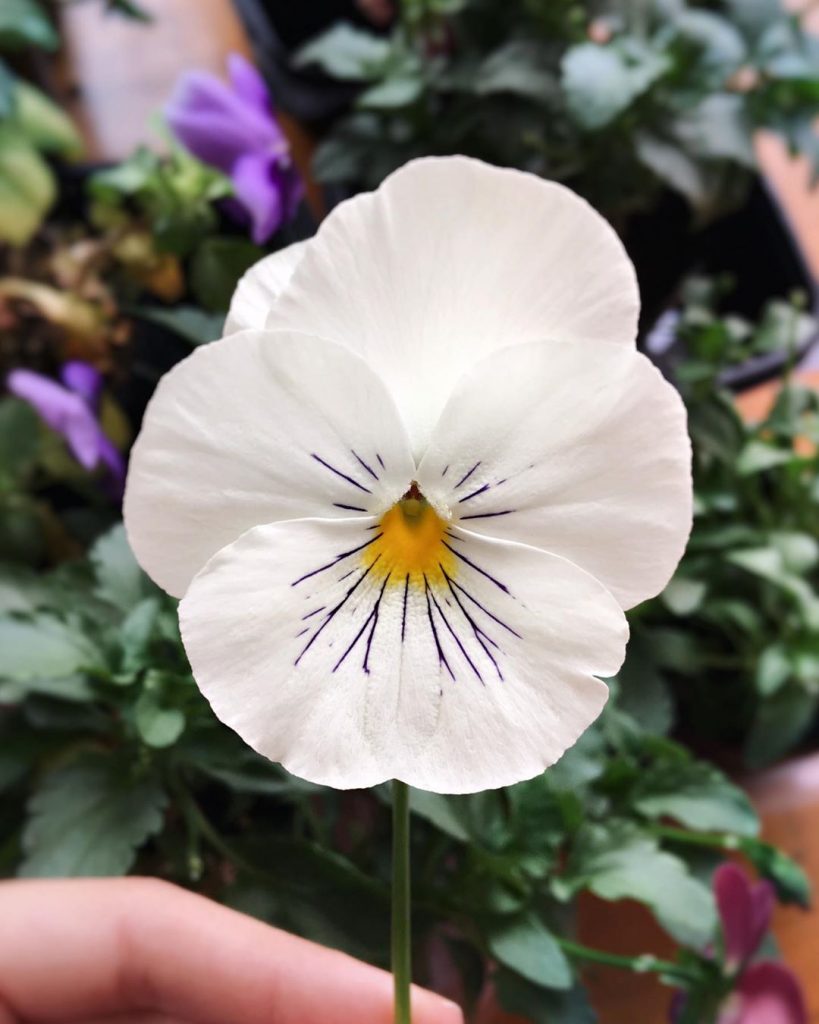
[635,132,716,214]
[0,615,103,681]
[744,686,818,768]
[190,237,263,313]
[0,673,93,703]
[567,824,716,947]
[0,126,55,245]
[736,441,794,475]
[662,577,707,616]
[0,0,58,51]
[562,41,668,130]
[90,524,149,614]
[358,75,423,109]
[0,397,40,484]
[19,755,167,876]
[740,837,811,908]
[756,644,792,696]
[495,969,595,1024]
[635,769,758,837]
[295,23,391,80]
[476,41,558,103]
[672,95,755,168]
[12,80,83,157]
[119,597,161,676]
[134,688,185,748]
[487,913,572,990]
[409,790,470,842]
[728,548,819,629]
[132,304,224,346]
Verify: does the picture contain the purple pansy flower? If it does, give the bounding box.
[6,362,125,497]
[671,864,806,1024]
[165,53,303,245]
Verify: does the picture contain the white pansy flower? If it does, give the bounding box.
[124,156,692,794]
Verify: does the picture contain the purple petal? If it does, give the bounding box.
[60,360,103,408]
[733,962,807,1024]
[231,153,287,244]
[714,863,775,968]
[165,70,284,173]
[7,369,101,469]
[227,53,271,114]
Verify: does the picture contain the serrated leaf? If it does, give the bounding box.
[562,42,668,130]
[132,304,224,346]
[0,0,58,51]
[90,524,149,613]
[0,615,103,681]
[568,824,716,947]
[635,771,758,837]
[488,913,572,990]
[295,23,391,80]
[19,755,167,876]
[0,126,55,245]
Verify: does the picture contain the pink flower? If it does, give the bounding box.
[714,864,806,1024]
[718,963,807,1024]
[714,863,775,970]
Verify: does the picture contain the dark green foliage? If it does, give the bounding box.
[298,0,818,224]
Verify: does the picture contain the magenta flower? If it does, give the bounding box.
[6,362,125,496]
[714,863,776,971]
[165,54,303,244]
[713,864,806,1024]
[718,961,807,1024]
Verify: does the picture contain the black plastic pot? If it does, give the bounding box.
[231,0,373,124]
[622,179,819,391]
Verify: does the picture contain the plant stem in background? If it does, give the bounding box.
[392,780,412,1024]
[557,938,696,985]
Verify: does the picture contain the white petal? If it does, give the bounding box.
[416,339,692,610]
[179,517,626,793]
[267,156,639,455]
[224,241,308,334]
[124,331,414,598]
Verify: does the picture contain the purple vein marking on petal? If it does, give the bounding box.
[332,572,390,673]
[295,555,382,666]
[311,453,371,494]
[459,510,515,521]
[445,570,521,639]
[423,578,455,681]
[441,540,511,594]
[401,574,409,642]
[338,569,356,582]
[458,483,491,504]
[291,534,382,587]
[441,566,504,679]
[295,628,309,638]
[363,573,390,673]
[441,464,449,478]
[301,606,326,620]
[376,453,385,470]
[351,450,379,481]
[454,461,480,489]
[334,503,368,512]
[427,580,484,684]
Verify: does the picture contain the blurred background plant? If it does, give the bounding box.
[294,0,819,226]
[2,1,819,1021]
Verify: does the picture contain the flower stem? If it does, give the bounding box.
[392,780,412,1024]
[557,938,696,984]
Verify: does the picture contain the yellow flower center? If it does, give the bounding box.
[369,489,454,588]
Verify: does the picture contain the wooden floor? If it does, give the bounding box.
[54,2,819,1021]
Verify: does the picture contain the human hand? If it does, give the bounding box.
[0,878,463,1024]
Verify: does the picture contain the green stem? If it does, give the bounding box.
[392,780,412,1024]
[650,824,736,851]
[557,938,695,984]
